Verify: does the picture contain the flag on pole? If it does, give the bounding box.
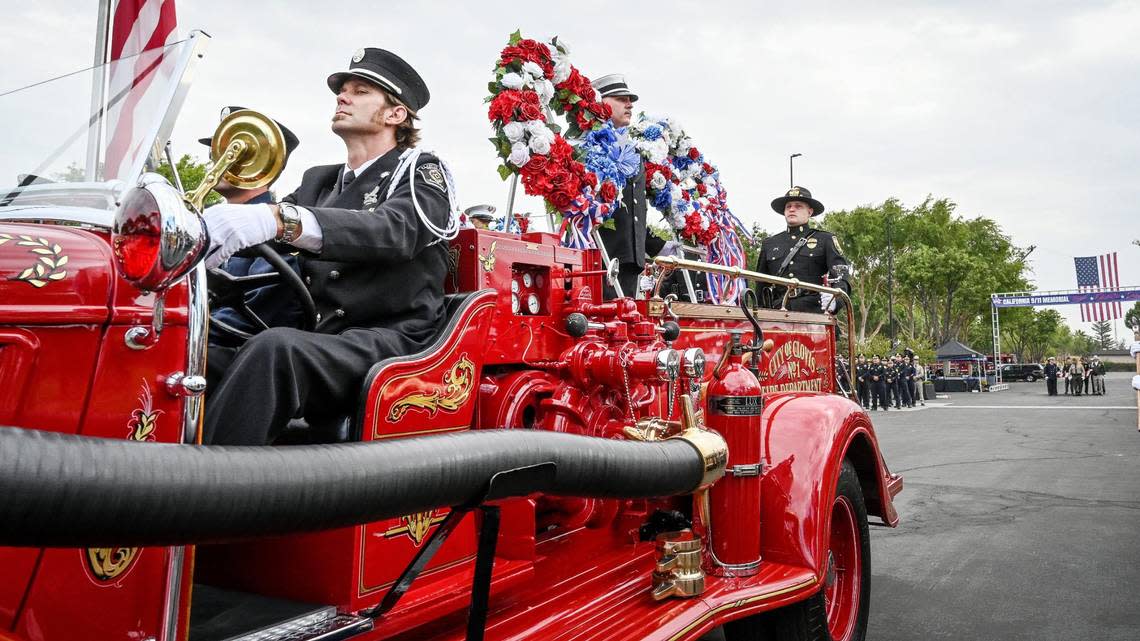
[1074,253,1122,322]
[102,0,178,179]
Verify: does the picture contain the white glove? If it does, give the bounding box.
[203,204,277,269]
[820,292,837,313]
[659,240,683,257]
[1132,375,1140,391]
[1130,341,1140,358]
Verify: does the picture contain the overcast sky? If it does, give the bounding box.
[2,1,1138,339]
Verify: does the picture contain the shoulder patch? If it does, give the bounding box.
[416,162,447,193]
[832,235,843,255]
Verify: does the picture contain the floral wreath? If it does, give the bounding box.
[629,114,751,305]
[487,32,640,248]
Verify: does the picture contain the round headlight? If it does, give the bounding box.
[112,173,207,292]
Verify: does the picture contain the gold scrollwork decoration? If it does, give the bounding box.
[0,234,69,288]
[387,355,476,422]
[447,245,460,290]
[128,381,162,441]
[86,547,139,582]
[383,510,447,546]
[478,241,497,272]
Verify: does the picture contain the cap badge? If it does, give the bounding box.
[352,49,365,63]
[788,188,800,196]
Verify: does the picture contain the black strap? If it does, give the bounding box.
[776,230,816,277]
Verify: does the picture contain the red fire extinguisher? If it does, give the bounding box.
[703,329,763,576]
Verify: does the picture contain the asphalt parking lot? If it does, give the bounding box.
[867,372,1140,640]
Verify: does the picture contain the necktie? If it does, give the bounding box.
[341,169,356,193]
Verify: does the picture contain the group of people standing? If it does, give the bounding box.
[1043,355,1106,396]
[854,353,927,411]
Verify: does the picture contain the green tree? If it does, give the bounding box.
[1125,301,1140,332]
[1001,308,1064,362]
[818,199,903,346]
[1090,320,1114,349]
[155,154,223,208]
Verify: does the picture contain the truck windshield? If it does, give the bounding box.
[0,35,203,211]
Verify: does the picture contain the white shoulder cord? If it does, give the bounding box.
[388,147,461,243]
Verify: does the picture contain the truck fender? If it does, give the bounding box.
[759,392,900,579]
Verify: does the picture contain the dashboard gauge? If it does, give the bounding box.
[511,293,520,314]
[511,279,519,293]
[522,272,534,288]
[527,293,540,315]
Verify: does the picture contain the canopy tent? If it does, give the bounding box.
[934,339,989,392]
[935,339,987,361]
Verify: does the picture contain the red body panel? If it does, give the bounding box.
[0,218,899,641]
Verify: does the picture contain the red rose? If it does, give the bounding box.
[688,148,700,160]
[499,39,554,77]
[596,101,613,121]
[696,183,707,195]
[702,163,713,174]
[488,90,524,123]
[548,136,574,162]
[519,98,543,122]
[599,180,617,202]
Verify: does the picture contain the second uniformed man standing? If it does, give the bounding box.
[755,186,850,313]
[591,73,665,299]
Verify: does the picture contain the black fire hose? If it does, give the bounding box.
[0,426,724,548]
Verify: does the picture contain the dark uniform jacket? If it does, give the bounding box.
[598,159,665,267]
[280,147,450,344]
[755,224,850,312]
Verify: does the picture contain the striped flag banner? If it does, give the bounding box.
[1073,252,1122,322]
[103,0,178,180]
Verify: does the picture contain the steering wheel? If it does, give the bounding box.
[206,243,317,342]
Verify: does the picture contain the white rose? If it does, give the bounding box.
[500,72,525,90]
[650,172,667,190]
[680,177,696,191]
[502,121,526,143]
[521,61,545,81]
[552,54,571,85]
[676,137,692,154]
[529,136,552,154]
[536,79,555,104]
[650,140,669,164]
[507,142,531,167]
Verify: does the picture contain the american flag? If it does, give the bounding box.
[1074,252,1122,322]
[102,0,178,179]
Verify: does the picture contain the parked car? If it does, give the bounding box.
[1000,363,1045,382]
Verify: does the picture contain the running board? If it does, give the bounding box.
[222,610,372,641]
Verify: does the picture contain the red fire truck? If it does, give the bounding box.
[0,32,901,641]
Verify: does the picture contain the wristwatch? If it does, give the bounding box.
[277,202,302,243]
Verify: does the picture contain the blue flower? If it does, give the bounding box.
[653,189,672,209]
[643,124,662,141]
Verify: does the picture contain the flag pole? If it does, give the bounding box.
[1134,326,1139,432]
[86,0,113,180]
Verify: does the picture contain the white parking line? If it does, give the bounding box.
[932,405,1135,410]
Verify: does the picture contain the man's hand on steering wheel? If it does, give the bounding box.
[203,203,279,269]
[203,204,317,341]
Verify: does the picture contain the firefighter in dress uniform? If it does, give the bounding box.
[869,355,888,411]
[591,73,666,299]
[855,354,870,409]
[203,106,304,346]
[755,186,850,313]
[200,47,456,445]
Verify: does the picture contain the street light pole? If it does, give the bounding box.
[789,153,801,188]
[886,213,895,352]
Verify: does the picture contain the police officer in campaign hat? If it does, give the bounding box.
[755,186,851,313]
[592,73,665,299]
[201,47,457,445]
[201,107,304,345]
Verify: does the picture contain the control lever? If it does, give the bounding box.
[657,321,680,342]
[739,289,770,379]
[565,312,605,338]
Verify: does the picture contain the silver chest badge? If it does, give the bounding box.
[362,185,379,208]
